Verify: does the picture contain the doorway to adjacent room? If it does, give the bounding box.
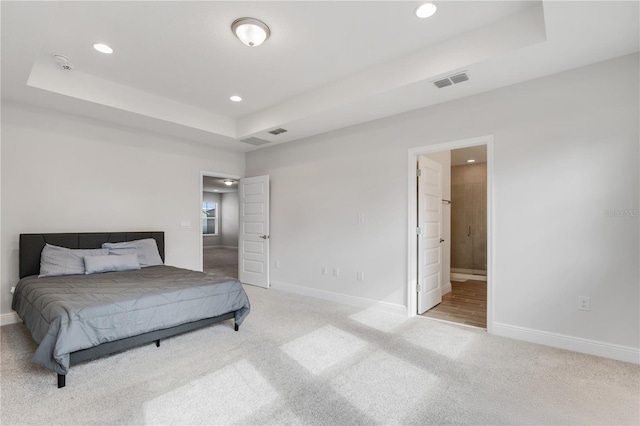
[201,172,241,278]
[408,136,493,330]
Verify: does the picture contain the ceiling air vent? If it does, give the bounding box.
[268,128,288,135]
[450,73,469,84]
[433,78,452,88]
[433,71,470,89]
[240,137,271,146]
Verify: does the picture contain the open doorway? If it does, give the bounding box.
[408,136,493,331]
[420,146,487,328]
[201,173,240,278]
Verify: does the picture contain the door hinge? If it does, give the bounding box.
[417,283,421,292]
[416,169,422,177]
[416,227,422,235]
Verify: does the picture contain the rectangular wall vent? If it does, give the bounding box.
[268,128,288,135]
[433,71,470,89]
[240,137,271,146]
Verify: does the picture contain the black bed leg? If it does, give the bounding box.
[58,374,66,388]
[155,339,160,347]
[234,322,239,331]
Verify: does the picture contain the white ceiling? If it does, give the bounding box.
[2,1,638,152]
[203,176,238,194]
[451,146,487,166]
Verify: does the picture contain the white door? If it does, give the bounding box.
[417,157,443,314]
[239,175,270,288]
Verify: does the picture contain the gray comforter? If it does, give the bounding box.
[11,265,250,375]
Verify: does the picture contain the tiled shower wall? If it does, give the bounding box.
[451,163,487,274]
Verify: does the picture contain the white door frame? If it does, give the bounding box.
[199,170,242,272]
[407,135,495,332]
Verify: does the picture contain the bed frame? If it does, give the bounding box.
[18,232,241,388]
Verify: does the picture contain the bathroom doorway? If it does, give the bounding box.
[408,136,493,331]
[201,172,240,278]
[421,145,487,328]
[450,145,488,281]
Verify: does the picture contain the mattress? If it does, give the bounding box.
[11,265,250,375]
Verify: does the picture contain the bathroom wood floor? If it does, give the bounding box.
[421,280,487,328]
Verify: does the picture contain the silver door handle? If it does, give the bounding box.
[259,235,269,239]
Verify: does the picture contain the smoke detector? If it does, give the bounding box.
[52,54,73,70]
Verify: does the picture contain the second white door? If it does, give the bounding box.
[238,175,270,288]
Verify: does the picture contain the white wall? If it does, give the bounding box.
[1,101,244,315]
[246,54,639,356]
[202,192,222,247]
[220,192,239,248]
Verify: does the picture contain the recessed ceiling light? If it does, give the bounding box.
[230,95,242,102]
[93,43,113,54]
[467,159,476,163]
[416,3,437,18]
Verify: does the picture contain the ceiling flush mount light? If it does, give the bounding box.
[416,3,437,18]
[232,17,270,47]
[467,159,476,163]
[229,95,242,102]
[223,179,236,186]
[93,43,113,54]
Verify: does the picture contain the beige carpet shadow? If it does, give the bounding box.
[1,285,638,425]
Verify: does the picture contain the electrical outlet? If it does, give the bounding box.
[10,286,16,294]
[274,261,280,269]
[578,296,590,311]
[357,271,364,282]
[321,266,327,276]
[333,267,340,277]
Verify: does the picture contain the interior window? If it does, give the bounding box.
[202,202,218,235]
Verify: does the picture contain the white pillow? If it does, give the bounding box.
[102,238,163,268]
[39,244,109,277]
[84,254,140,274]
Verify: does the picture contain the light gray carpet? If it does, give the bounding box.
[203,247,238,278]
[1,285,638,425]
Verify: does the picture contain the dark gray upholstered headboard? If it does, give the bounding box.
[19,232,165,279]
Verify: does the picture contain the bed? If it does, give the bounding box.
[11,232,250,388]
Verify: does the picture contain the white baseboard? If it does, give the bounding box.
[442,282,452,295]
[204,245,238,250]
[451,273,487,282]
[0,312,20,326]
[492,322,639,364]
[270,281,407,316]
